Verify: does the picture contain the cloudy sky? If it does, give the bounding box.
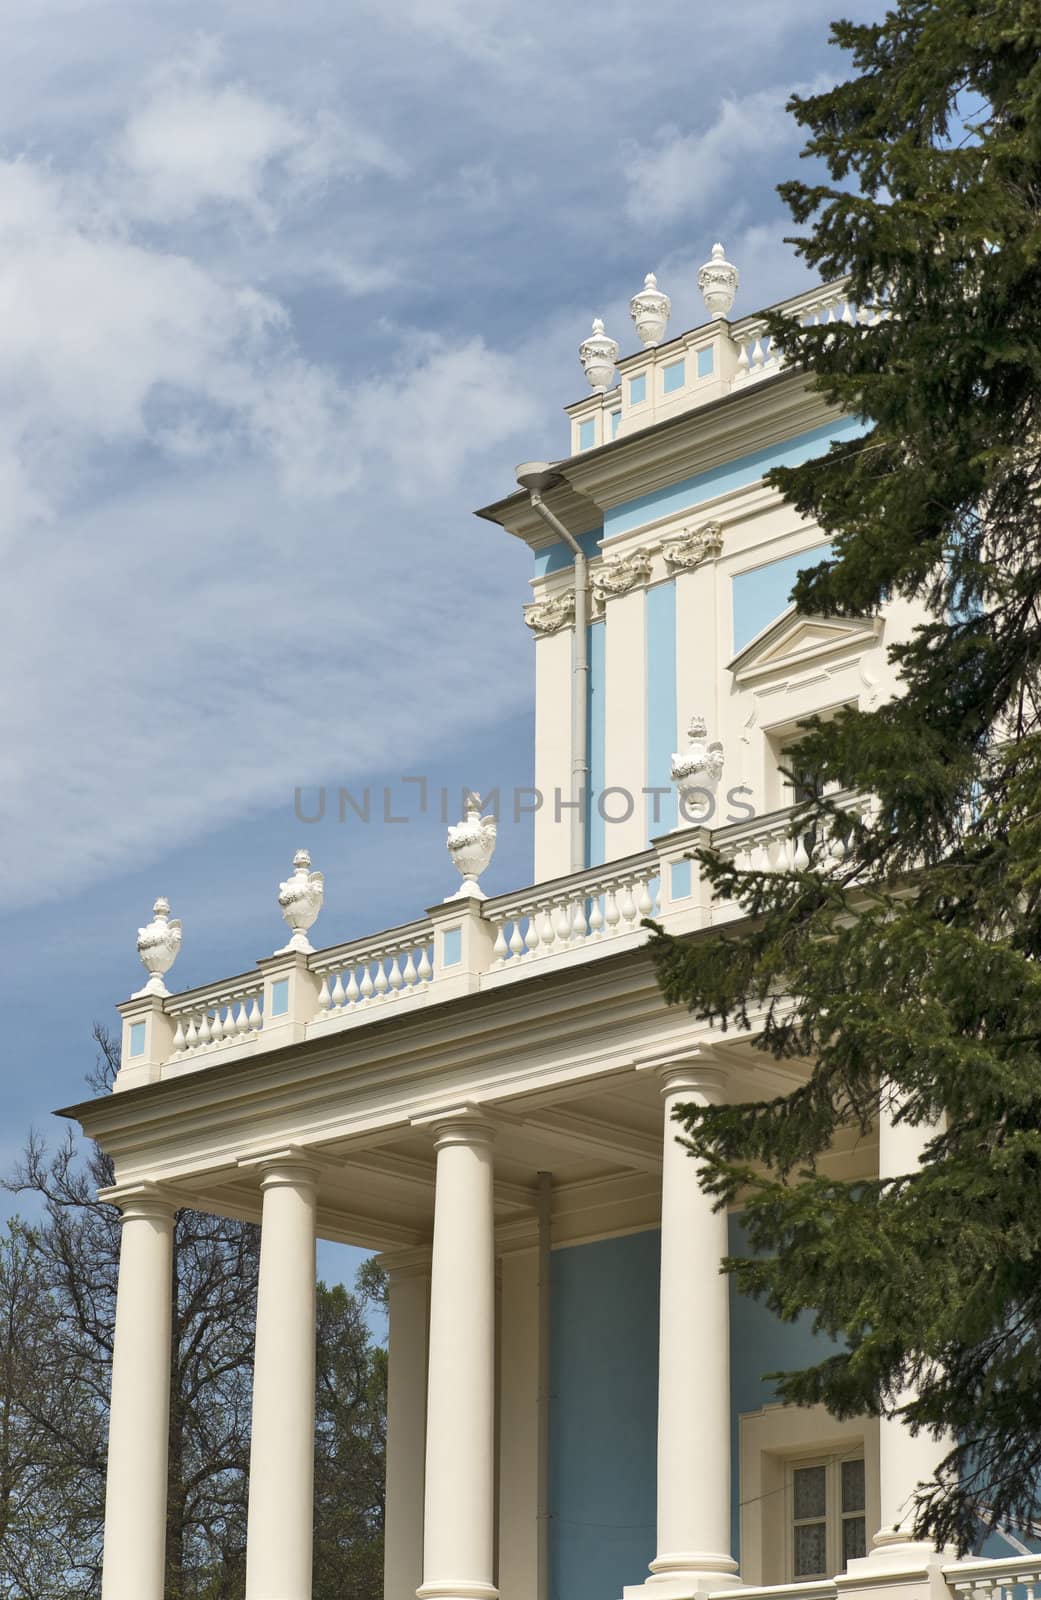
[2,0,884,1274]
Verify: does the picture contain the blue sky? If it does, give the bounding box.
[3,0,885,1285]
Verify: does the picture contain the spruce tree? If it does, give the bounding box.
[649,0,1041,1556]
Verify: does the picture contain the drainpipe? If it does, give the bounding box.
[536,1171,553,1600]
[515,463,589,874]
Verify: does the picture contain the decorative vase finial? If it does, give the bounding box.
[630,271,671,348]
[578,317,619,394]
[671,716,725,825]
[133,896,182,998]
[276,848,324,954]
[446,793,497,900]
[697,242,739,318]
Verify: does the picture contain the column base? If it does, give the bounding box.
[625,1554,742,1600]
[416,1582,499,1600]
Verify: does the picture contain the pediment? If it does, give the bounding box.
[729,607,883,686]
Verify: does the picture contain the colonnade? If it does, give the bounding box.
[98,1068,947,1600]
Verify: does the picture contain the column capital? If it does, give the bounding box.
[238,1146,320,1191]
[634,1045,729,1101]
[412,1104,496,1151]
[98,1183,178,1225]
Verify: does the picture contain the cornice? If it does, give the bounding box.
[474,374,845,555]
[560,375,842,512]
[54,939,801,1213]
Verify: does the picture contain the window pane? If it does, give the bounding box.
[842,1458,866,1513]
[843,1515,867,1566]
[794,1522,828,1577]
[794,1465,827,1520]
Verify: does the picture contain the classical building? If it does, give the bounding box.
[62,247,1032,1600]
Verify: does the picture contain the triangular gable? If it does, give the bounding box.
[728,606,883,686]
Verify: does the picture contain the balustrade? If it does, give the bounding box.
[731,284,886,390]
[167,979,265,1058]
[311,924,434,1017]
[124,799,880,1079]
[487,858,659,970]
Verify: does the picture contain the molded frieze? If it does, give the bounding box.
[591,549,655,610]
[523,591,576,637]
[660,521,724,571]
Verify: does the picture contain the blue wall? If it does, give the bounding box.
[549,1221,834,1600]
[645,582,678,837]
[731,543,832,654]
[550,1232,660,1600]
[727,1214,837,1560]
[586,619,606,867]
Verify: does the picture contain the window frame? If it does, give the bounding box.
[786,1451,867,1582]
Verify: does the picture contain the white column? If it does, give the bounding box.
[868,1103,950,1568]
[648,1064,739,1597]
[245,1155,318,1600]
[101,1191,176,1600]
[385,1262,430,1600]
[417,1114,498,1600]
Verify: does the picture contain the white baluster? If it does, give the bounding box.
[389,954,404,994]
[509,921,525,958]
[331,971,345,1008]
[792,833,811,871]
[493,920,508,963]
[249,999,262,1032]
[234,1001,248,1036]
[524,915,539,956]
[588,895,604,938]
[197,1011,212,1046]
[571,896,588,942]
[618,880,638,927]
[360,965,374,1003]
[403,948,418,988]
[538,905,555,951]
[172,1018,186,1052]
[374,960,389,998]
[418,946,432,983]
[345,968,360,1006]
[553,900,572,946]
[737,337,751,376]
[636,878,654,919]
[604,889,621,934]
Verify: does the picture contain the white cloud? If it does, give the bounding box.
[116,48,403,227]
[621,87,808,226]
[0,135,541,905]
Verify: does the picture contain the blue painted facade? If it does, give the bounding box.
[645,582,678,837]
[602,417,865,542]
[731,543,832,654]
[586,620,607,867]
[550,1232,660,1600]
[549,1221,832,1600]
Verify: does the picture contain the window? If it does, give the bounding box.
[629,373,647,405]
[609,409,621,438]
[790,1455,866,1579]
[578,418,595,451]
[697,345,714,378]
[663,359,685,393]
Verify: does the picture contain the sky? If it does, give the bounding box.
[2,0,886,1289]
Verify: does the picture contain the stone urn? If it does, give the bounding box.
[697,242,739,318]
[630,272,671,347]
[578,317,619,394]
[134,897,182,998]
[446,795,497,900]
[276,849,324,954]
[671,716,725,823]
